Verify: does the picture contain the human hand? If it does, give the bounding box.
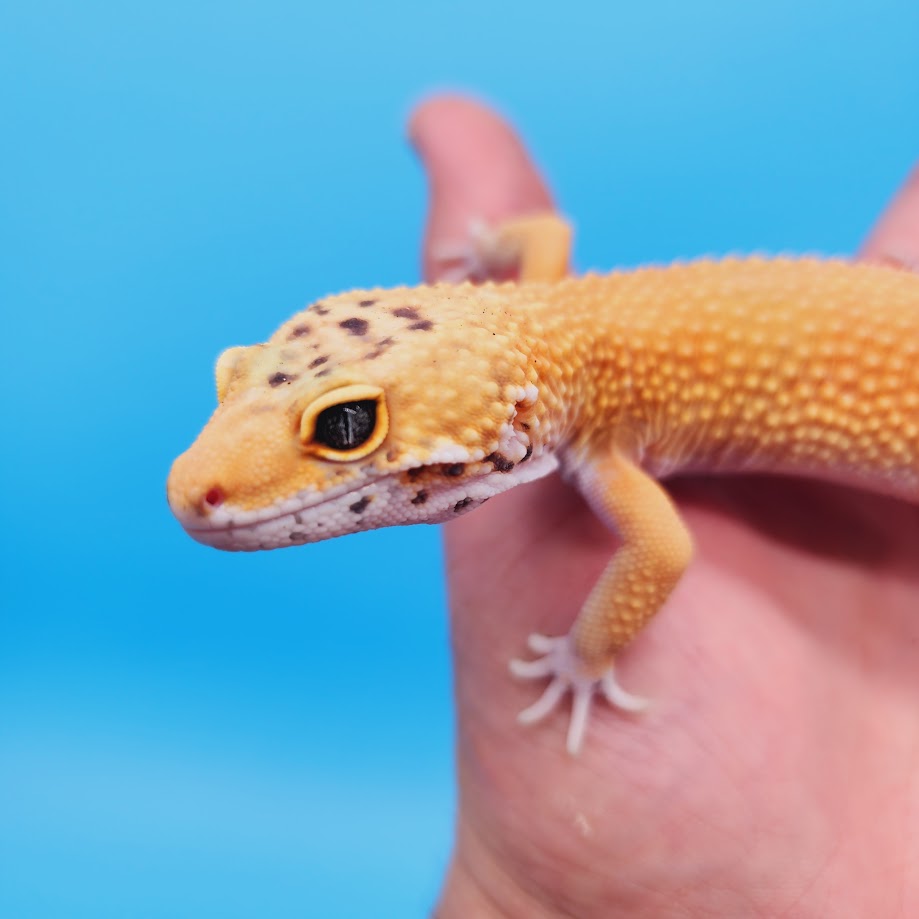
[411,95,919,918]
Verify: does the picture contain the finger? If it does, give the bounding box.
[859,163,919,269]
[408,94,556,283]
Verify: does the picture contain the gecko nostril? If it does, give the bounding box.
[203,486,225,510]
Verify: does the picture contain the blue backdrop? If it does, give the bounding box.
[2,1,917,915]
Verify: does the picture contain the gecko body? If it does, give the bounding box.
[168,220,919,752]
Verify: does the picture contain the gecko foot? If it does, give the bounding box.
[430,219,493,282]
[510,633,648,755]
[430,218,519,283]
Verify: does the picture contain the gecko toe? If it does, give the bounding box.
[600,671,648,713]
[516,676,568,725]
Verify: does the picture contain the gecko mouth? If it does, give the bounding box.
[175,478,372,549]
[174,451,560,551]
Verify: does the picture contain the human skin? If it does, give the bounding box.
[410,96,919,918]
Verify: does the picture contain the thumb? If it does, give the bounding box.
[408,94,556,283]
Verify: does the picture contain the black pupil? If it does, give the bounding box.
[314,400,377,451]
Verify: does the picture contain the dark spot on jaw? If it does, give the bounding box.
[288,325,311,339]
[411,490,428,505]
[454,497,473,512]
[349,496,372,514]
[409,320,434,332]
[359,298,377,307]
[392,306,420,320]
[484,452,515,473]
[269,371,297,387]
[444,463,465,477]
[315,369,331,378]
[309,355,328,369]
[407,467,424,481]
[520,422,531,431]
[521,445,533,462]
[312,303,329,316]
[289,531,307,542]
[340,317,369,336]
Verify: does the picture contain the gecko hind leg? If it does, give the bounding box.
[510,633,647,755]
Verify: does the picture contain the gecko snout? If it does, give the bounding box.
[166,442,229,524]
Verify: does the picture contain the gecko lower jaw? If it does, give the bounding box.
[174,480,369,548]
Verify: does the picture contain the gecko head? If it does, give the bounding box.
[167,283,554,550]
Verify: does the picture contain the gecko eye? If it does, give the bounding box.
[315,401,376,450]
[299,384,388,461]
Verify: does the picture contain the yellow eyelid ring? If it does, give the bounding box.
[214,346,250,403]
[299,383,389,461]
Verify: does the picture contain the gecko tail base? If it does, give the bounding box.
[510,633,648,755]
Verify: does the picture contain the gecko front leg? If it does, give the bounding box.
[512,451,694,754]
[431,212,572,283]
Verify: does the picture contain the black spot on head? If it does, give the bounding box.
[454,497,473,512]
[392,306,420,320]
[269,372,297,387]
[406,467,424,481]
[315,369,331,378]
[365,337,396,361]
[520,422,531,431]
[444,463,465,477]
[312,303,329,316]
[521,445,533,463]
[409,320,434,332]
[485,452,515,473]
[340,317,369,336]
[288,325,311,340]
[411,490,428,505]
[359,298,377,308]
[349,496,372,514]
[309,355,328,369]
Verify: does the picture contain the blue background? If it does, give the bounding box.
[2,1,917,915]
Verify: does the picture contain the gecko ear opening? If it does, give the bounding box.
[299,384,389,461]
[214,346,250,404]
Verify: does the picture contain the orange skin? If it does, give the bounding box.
[412,96,919,918]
